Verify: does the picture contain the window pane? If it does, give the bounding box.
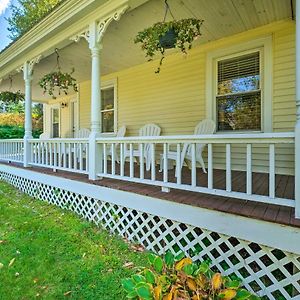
[217,91,261,131]
[53,109,59,123]
[102,111,114,133]
[101,87,114,111]
[53,123,59,138]
[218,52,260,95]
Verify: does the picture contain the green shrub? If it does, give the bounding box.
[122,252,260,300]
[0,125,42,139]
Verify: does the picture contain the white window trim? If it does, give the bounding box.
[101,78,117,135]
[206,36,273,133]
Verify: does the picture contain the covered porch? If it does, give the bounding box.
[0,0,299,220]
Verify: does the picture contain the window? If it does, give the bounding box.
[101,85,116,133]
[51,108,60,138]
[216,51,261,131]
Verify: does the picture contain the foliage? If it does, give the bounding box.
[0,91,24,104]
[122,252,260,300]
[0,181,147,299]
[39,70,78,99]
[134,18,203,73]
[0,125,42,139]
[6,0,63,41]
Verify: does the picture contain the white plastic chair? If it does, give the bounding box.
[124,124,161,171]
[160,119,216,174]
[108,125,127,163]
[39,132,51,139]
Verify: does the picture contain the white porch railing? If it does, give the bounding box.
[0,132,297,212]
[96,132,295,208]
[0,139,24,163]
[28,139,89,174]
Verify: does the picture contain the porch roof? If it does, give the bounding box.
[0,0,294,102]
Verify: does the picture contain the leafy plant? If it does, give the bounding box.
[39,69,78,99]
[134,18,203,73]
[0,91,24,103]
[122,251,260,300]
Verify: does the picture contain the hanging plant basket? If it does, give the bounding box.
[134,18,204,73]
[0,90,24,103]
[39,70,78,99]
[159,27,177,49]
[38,48,78,99]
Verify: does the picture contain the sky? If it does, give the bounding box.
[0,0,18,51]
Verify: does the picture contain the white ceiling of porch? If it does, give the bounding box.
[0,0,293,102]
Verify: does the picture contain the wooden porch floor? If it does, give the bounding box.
[1,162,298,229]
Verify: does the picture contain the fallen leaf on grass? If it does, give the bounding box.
[64,291,72,296]
[15,272,20,277]
[0,240,6,245]
[82,253,86,258]
[9,258,15,267]
[123,262,134,269]
[130,244,145,252]
[33,278,39,284]
[0,263,4,269]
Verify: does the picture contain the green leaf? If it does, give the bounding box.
[195,261,210,275]
[164,251,174,267]
[175,252,185,261]
[144,269,156,284]
[122,278,136,292]
[132,274,146,284]
[148,253,157,265]
[153,256,164,273]
[183,263,194,275]
[126,290,138,299]
[225,279,241,289]
[136,284,153,300]
[235,289,253,299]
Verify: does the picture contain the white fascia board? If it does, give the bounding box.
[0,163,299,255]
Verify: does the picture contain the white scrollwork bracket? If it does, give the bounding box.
[71,4,128,47]
[16,54,42,77]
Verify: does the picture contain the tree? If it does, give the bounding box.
[7,0,62,40]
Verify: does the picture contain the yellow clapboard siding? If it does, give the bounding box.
[78,19,296,175]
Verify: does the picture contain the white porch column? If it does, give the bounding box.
[295,0,300,218]
[88,21,103,180]
[23,61,33,167]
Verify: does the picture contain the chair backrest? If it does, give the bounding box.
[39,132,51,139]
[75,128,90,138]
[186,119,216,158]
[194,119,216,135]
[139,123,161,137]
[116,125,126,138]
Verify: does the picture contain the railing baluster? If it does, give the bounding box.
[208,143,213,189]
[151,143,155,181]
[111,143,116,175]
[79,143,83,171]
[191,143,196,187]
[41,142,45,164]
[73,143,77,170]
[246,144,252,195]
[63,143,66,168]
[129,143,134,178]
[226,144,231,192]
[53,143,57,168]
[58,143,62,168]
[49,142,53,166]
[85,142,89,172]
[163,143,168,183]
[176,143,181,184]
[139,143,144,179]
[103,143,107,174]
[38,142,41,164]
[120,143,125,177]
[269,144,275,198]
[68,143,71,169]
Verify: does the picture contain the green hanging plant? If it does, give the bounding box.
[0,76,24,104]
[38,48,78,99]
[134,18,204,73]
[0,90,24,103]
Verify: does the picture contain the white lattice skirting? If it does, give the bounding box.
[0,167,299,300]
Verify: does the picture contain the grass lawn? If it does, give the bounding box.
[0,181,147,299]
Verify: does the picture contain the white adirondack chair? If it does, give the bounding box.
[160,119,216,174]
[124,124,161,171]
[39,132,51,139]
[108,125,127,163]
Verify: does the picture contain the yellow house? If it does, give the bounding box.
[0,1,300,299]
